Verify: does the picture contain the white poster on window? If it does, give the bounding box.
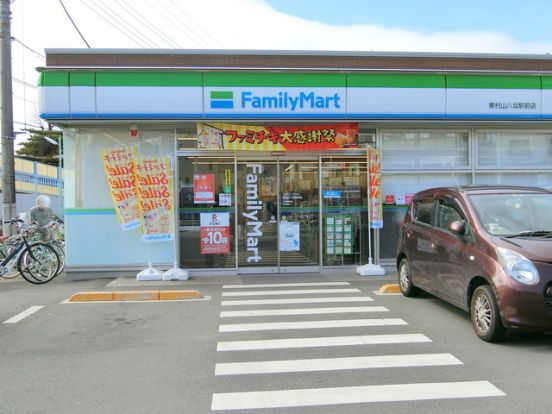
[279,222,300,251]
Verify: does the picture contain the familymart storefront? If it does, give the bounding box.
[38,50,552,277]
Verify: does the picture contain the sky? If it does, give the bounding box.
[9,0,552,140]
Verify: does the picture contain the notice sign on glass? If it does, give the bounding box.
[200,212,230,254]
[279,221,300,251]
[194,174,215,204]
[325,215,354,255]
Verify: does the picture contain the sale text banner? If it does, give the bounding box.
[200,212,230,254]
[197,123,358,151]
[135,155,175,242]
[368,147,383,229]
[100,144,141,231]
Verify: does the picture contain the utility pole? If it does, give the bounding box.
[0,0,15,236]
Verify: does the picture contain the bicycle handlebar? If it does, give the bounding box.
[4,218,24,225]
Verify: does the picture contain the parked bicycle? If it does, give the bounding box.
[28,218,65,275]
[0,219,61,284]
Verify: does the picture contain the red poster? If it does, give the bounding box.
[193,173,215,204]
[200,212,230,254]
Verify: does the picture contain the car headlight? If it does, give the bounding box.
[496,247,540,285]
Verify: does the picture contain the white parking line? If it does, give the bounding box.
[211,381,506,410]
[2,306,44,324]
[219,318,407,332]
[217,333,431,351]
[221,296,373,306]
[223,282,350,289]
[215,353,462,376]
[220,306,388,318]
[222,288,361,297]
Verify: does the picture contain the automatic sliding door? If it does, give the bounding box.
[237,159,278,273]
[279,160,320,272]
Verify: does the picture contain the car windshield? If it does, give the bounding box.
[468,192,552,237]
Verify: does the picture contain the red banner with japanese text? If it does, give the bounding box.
[368,147,383,229]
[197,123,358,151]
[134,155,175,242]
[100,144,141,231]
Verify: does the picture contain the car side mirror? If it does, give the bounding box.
[449,220,465,235]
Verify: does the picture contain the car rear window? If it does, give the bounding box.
[412,199,434,225]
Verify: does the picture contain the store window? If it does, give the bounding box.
[178,156,236,269]
[477,132,552,168]
[63,129,175,209]
[474,173,552,190]
[382,131,469,169]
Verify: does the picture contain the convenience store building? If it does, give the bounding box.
[38,49,552,278]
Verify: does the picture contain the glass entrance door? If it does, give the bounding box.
[236,157,320,273]
[237,159,279,273]
[279,159,320,272]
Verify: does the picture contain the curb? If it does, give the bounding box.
[378,284,401,294]
[69,290,203,302]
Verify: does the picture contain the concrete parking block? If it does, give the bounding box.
[69,291,114,302]
[113,291,159,301]
[159,290,203,300]
[378,284,401,294]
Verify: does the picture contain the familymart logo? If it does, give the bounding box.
[208,88,344,112]
[210,91,234,109]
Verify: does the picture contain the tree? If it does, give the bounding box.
[16,127,62,166]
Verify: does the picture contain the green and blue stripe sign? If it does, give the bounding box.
[38,71,552,120]
[210,91,234,109]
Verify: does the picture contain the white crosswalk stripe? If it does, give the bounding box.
[222,288,361,296]
[223,282,350,289]
[221,296,373,306]
[217,333,431,351]
[219,318,407,332]
[211,381,505,411]
[215,353,462,376]
[220,306,388,317]
[211,281,506,411]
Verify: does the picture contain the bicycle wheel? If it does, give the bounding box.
[19,243,60,284]
[0,244,21,279]
[50,242,65,275]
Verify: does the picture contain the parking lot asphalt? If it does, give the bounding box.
[1,273,551,413]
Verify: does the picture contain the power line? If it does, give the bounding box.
[154,3,211,48]
[80,0,149,48]
[58,0,91,48]
[14,95,37,104]
[14,121,44,129]
[116,0,182,48]
[13,77,36,89]
[169,0,226,48]
[11,37,45,59]
[92,0,161,48]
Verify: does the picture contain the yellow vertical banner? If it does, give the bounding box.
[100,145,142,231]
[135,155,175,242]
[368,147,384,229]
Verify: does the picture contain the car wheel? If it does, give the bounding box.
[398,258,419,297]
[470,285,505,342]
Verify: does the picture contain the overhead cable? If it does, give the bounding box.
[58,0,91,48]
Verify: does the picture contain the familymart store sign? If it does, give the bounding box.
[38,71,552,120]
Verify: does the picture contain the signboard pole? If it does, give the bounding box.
[137,243,163,281]
[357,147,385,276]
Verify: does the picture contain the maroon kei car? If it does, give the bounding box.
[396,185,552,341]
